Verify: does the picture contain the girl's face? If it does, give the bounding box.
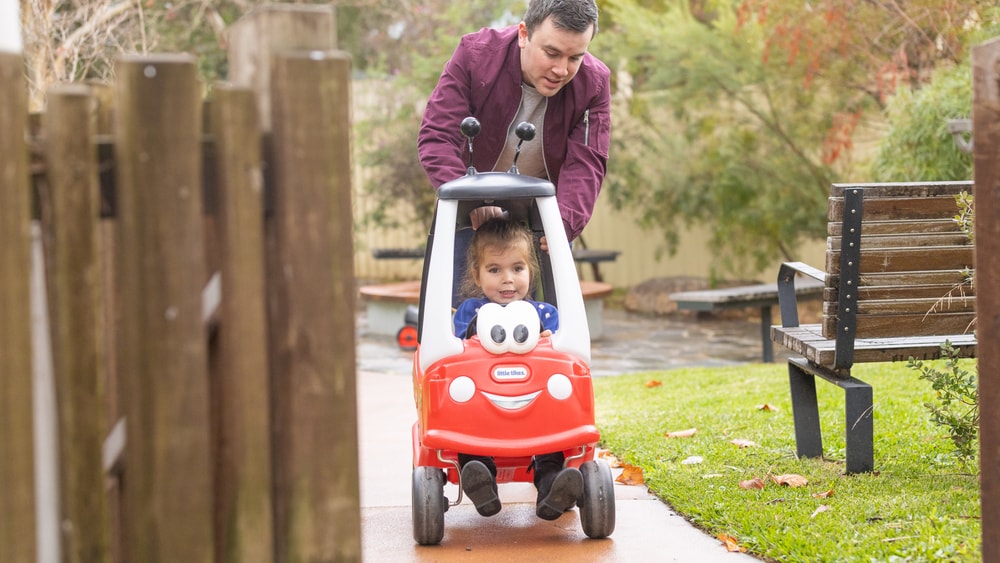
[474,242,533,304]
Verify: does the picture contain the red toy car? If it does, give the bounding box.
[410,119,615,545]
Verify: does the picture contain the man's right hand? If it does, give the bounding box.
[470,206,504,229]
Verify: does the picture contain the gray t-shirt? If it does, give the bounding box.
[493,83,548,179]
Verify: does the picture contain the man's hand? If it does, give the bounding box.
[470,206,504,229]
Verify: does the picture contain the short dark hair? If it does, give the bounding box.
[523,0,599,38]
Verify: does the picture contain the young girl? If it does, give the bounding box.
[452,217,559,339]
[451,216,581,521]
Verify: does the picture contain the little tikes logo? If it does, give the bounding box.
[492,365,529,382]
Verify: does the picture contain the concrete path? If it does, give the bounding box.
[357,363,761,561]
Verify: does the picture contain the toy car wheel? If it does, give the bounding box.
[412,466,447,545]
[397,325,418,351]
[579,459,616,539]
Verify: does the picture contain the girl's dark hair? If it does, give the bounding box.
[459,217,540,298]
[524,0,599,38]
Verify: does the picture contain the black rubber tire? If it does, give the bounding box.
[412,466,447,545]
[579,459,616,539]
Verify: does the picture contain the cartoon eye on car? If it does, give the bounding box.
[410,118,615,545]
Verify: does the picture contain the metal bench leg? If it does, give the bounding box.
[759,305,773,363]
[843,381,874,474]
[788,361,823,459]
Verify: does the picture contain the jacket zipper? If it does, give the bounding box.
[583,109,590,146]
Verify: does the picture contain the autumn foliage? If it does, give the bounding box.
[735,0,977,165]
[600,0,991,274]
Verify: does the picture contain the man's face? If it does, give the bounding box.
[518,17,594,97]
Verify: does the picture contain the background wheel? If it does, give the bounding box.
[412,466,446,545]
[579,459,616,539]
[397,324,418,350]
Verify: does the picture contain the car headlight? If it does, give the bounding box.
[547,373,572,400]
[449,376,476,403]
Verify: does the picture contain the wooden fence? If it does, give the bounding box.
[0,7,360,562]
[973,36,1000,563]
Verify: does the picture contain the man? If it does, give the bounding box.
[417,0,611,523]
[418,0,610,243]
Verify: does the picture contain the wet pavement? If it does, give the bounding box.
[356,306,767,562]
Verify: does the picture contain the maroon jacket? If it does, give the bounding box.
[418,25,611,241]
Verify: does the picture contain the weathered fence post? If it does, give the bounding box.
[86,80,129,563]
[0,50,37,563]
[227,4,335,132]
[972,36,1000,563]
[113,54,213,561]
[207,84,275,563]
[269,50,361,561]
[40,84,110,562]
[227,6,359,560]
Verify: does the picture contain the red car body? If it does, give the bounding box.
[412,335,599,484]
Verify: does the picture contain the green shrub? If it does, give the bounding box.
[907,342,979,468]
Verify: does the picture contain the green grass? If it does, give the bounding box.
[594,361,981,562]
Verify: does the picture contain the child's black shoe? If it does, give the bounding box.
[461,460,501,517]
[535,466,583,520]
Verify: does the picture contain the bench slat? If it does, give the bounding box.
[828,196,963,222]
[772,324,977,366]
[826,283,975,301]
[828,233,971,249]
[830,181,971,198]
[828,219,960,236]
[828,270,971,288]
[821,312,976,338]
[826,246,975,274]
[823,296,975,316]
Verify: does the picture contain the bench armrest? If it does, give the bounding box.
[776,261,825,328]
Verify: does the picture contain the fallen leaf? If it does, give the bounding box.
[811,504,830,518]
[756,403,779,412]
[813,488,835,499]
[771,474,809,488]
[730,438,758,448]
[664,428,697,438]
[717,533,747,553]
[645,379,662,388]
[597,450,622,468]
[681,456,703,465]
[739,477,766,490]
[615,463,645,485]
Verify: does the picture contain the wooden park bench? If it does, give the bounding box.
[770,181,977,474]
[670,279,824,363]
